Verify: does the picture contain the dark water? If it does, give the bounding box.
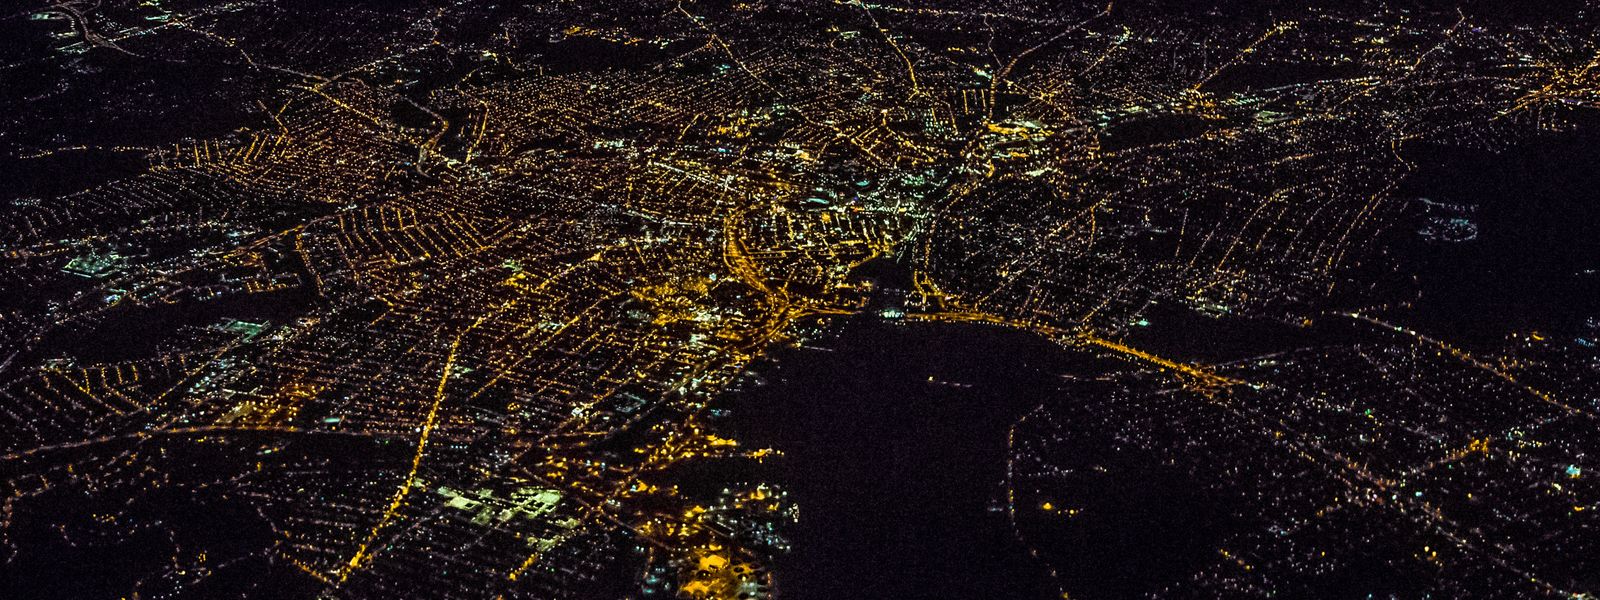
[730,317,1084,600]
[1392,128,1600,345]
